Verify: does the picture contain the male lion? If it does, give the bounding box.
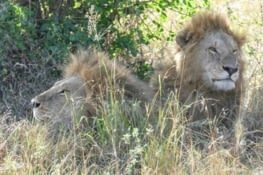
[31,48,153,126]
[151,11,246,126]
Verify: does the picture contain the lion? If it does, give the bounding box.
[31,48,154,127]
[151,11,246,126]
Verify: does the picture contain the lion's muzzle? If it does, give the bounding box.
[31,98,41,109]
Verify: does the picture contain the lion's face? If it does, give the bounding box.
[31,75,87,121]
[180,30,241,91]
[198,31,241,91]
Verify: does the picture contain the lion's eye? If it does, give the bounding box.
[233,49,237,54]
[59,89,69,94]
[208,47,217,54]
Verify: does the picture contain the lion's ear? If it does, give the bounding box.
[176,29,192,48]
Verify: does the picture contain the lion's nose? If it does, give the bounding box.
[31,98,41,108]
[223,66,238,76]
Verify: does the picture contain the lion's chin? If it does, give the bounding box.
[212,79,236,91]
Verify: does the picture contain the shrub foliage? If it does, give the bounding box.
[0,0,209,115]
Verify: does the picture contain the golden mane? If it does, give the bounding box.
[65,49,121,91]
[64,48,153,102]
[177,11,246,47]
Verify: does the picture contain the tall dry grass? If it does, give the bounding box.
[0,85,262,174]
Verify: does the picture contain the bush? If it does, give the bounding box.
[0,0,210,116]
[1,0,210,60]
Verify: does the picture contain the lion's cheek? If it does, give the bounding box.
[58,101,86,119]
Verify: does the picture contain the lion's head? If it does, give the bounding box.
[31,48,153,124]
[175,11,245,92]
[151,11,246,123]
[31,75,87,121]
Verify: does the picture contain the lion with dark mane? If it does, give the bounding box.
[31,48,153,126]
[151,11,246,126]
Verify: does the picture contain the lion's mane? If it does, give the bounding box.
[65,48,154,104]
